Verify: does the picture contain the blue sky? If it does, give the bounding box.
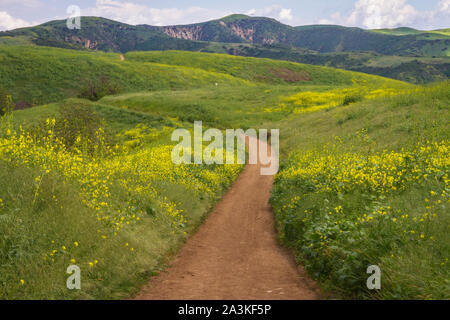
[0,0,449,31]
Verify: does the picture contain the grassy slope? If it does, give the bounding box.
[211,45,450,84]
[371,27,450,38]
[276,83,449,154]
[0,45,249,105]
[0,160,210,299]
[3,24,449,85]
[1,97,242,299]
[270,82,450,299]
[0,44,406,106]
[125,50,408,87]
[1,16,448,86]
[0,47,362,299]
[4,46,407,131]
[1,46,447,299]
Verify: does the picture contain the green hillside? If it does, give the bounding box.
[0,17,208,52]
[204,43,450,84]
[0,43,448,300]
[0,45,408,107]
[372,27,450,39]
[159,15,450,57]
[1,15,448,57]
[125,50,409,87]
[270,82,449,299]
[1,16,448,85]
[0,45,249,105]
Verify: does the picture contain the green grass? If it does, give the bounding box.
[275,83,449,154]
[270,82,450,299]
[0,45,249,105]
[0,159,222,299]
[0,45,405,108]
[125,50,408,87]
[1,95,243,298]
[13,98,177,135]
[99,85,328,129]
[1,44,448,300]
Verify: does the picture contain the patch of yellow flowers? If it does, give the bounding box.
[278,140,449,195]
[264,86,412,114]
[272,138,449,297]
[0,121,242,236]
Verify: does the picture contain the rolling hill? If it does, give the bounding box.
[0,17,209,53]
[206,43,450,84]
[0,29,448,299]
[0,45,407,107]
[2,15,448,57]
[158,15,450,57]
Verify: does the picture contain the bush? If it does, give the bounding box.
[271,140,450,299]
[0,89,14,116]
[29,101,114,155]
[55,102,115,153]
[343,92,363,105]
[78,75,122,101]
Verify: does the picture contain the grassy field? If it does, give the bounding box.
[0,99,243,299]
[0,45,448,299]
[270,82,449,299]
[0,46,250,105]
[0,45,372,106]
[2,16,448,86]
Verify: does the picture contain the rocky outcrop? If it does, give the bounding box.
[162,26,203,41]
[229,24,255,42]
[64,35,98,49]
[161,22,258,43]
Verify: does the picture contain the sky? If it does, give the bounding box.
[0,0,449,31]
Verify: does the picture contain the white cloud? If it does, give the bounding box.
[83,1,296,26]
[0,11,32,31]
[279,8,293,22]
[318,0,450,29]
[246,5,294,23]
[347,0,418,29]
[0,1,296,30]
[84,0,228,26]
[0,0,41,7]
[247,9,257,16]
[318,12,343,25]
[438,0,450,12]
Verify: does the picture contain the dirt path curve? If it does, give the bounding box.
[135,136,320,300]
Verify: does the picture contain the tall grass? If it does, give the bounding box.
[0,108,242,299]
[271,82,450,299]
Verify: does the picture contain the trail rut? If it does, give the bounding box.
[135,136,320,300]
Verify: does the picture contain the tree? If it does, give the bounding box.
[78,75,122,101]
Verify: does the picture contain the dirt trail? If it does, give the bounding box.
[135,136,320,300]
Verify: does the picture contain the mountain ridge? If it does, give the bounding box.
[2,15,449,55]
[0,15,449,84]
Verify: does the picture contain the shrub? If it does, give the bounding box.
[0,89,14,116]
[55,102,114,153]
[271,140,450,299]
[78,75,122,101]
[28,101,114,155]
[343,92,363,105]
